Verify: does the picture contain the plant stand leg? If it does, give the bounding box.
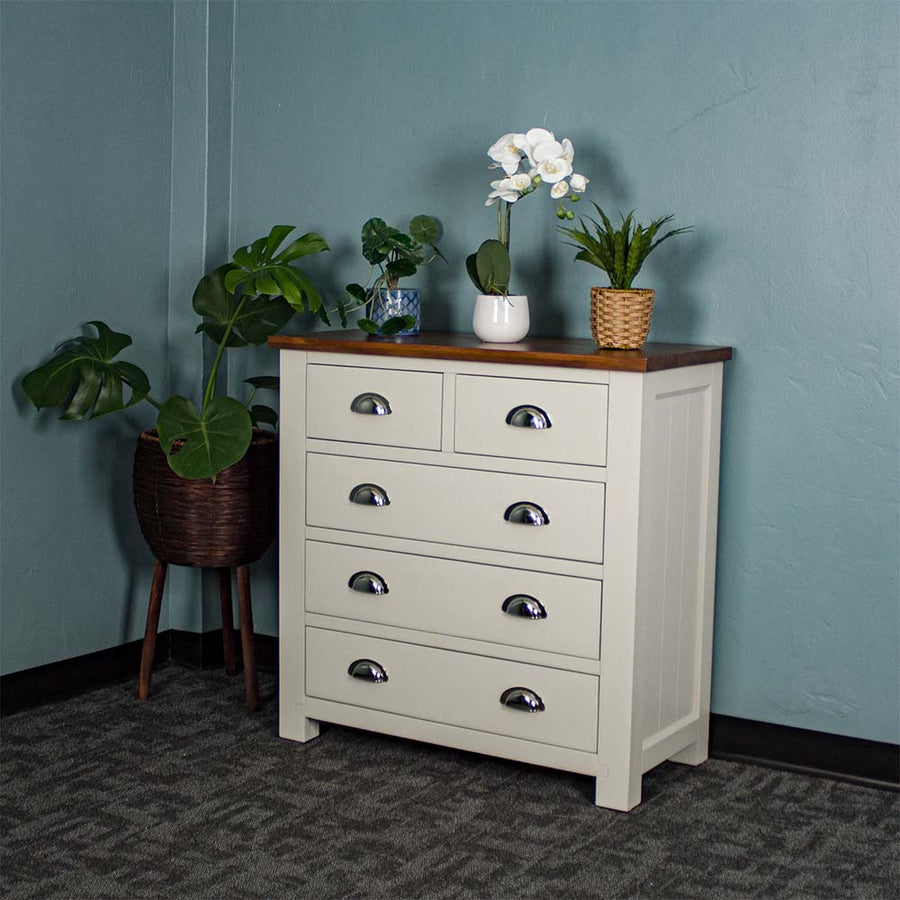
[138,559,167,700]
[218,568,237,677]
[236,565,259,712]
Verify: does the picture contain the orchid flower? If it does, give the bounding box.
[488,133,527,175]
[483,126,590,248]
[570,173,589,193]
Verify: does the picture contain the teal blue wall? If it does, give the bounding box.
[1,1,175,672]
[228,1,899,744]
[2,1,897,746]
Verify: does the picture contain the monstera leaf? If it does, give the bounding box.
[224,226,329,315]
[156,395,252,481]
[244,376,278,429]
[193,227,329,345]
[21,321,150,420]
[193,267,295,347]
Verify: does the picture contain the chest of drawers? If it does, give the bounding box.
[271,332,731,810]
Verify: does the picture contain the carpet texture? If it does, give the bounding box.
[1,665,897,899]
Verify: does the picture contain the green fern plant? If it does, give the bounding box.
[560,203,690,289]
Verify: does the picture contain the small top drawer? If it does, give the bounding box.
[454,375,608,466]
[306,364,442,450]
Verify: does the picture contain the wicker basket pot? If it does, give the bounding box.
[133,429,278,568]
[589,287,655,350]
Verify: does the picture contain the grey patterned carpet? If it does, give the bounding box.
[1,665,897,899]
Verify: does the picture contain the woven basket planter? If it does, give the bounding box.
[590,287,655,350]
[133,429,278,568]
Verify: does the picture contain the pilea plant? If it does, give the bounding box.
[22,225,329,480]
[344,215,444,335]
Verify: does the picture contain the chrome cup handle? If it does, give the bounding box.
[502,594,547,620]
[503,502,549,526]
[349,483,391,507]
[348,659,389,683]
[350,392,392,416]
[500,687,545,712]
[348,571,389,595]
[506,404,552,430]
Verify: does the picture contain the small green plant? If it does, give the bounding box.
[465,239,511,296]
[344,215,444,335]
[560,203,691,289]
[21,225,329,480]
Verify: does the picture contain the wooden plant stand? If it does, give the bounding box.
[138,560,259,712]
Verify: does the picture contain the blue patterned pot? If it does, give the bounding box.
[372,288,420,336]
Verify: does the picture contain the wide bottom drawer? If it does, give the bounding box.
[305,628,599,753]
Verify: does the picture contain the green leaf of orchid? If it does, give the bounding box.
[475,239,510,295]
[465,253,482,292]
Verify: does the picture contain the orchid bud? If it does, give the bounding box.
[556,207,566,220]
[566,210,575,220]
[533,174,542,185]
[570,194,580,202]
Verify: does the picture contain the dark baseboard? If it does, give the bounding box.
[1,630,277,717]
[168,628,277,672]
[0,636,163,716]
[709,713,899,791]
[2,644,895,790]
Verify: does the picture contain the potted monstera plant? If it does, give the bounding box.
[343,214,443,337]
[20,225,329,710]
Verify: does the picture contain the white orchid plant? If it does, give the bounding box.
[486,127,589,243]
[467,128,589,296]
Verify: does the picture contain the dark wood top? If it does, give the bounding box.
[268,331,732,373]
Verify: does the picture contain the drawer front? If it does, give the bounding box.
[455,375,608,466]
[306,364,443,450]
[306,454,605,563]
[306,628,599,752]
[306,541,602,658]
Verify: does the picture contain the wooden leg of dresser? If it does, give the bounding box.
[594,768,642,812]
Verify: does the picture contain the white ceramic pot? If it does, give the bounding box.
[472,294,530,343]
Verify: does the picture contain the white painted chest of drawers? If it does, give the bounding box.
[272,332,731,810]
